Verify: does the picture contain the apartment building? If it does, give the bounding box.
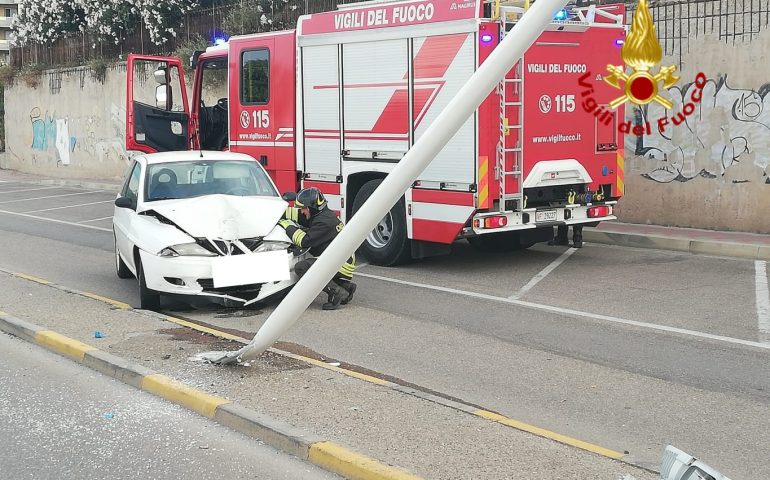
[0,0,17,65]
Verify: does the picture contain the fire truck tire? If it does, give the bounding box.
[351,179,411,266]
[467,232,534,252]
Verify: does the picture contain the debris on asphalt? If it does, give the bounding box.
[103,412,114,420]
[94,331,105,338]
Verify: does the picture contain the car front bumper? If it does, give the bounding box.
[139,249,303,304]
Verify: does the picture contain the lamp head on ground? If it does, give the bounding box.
[661,445,731,480]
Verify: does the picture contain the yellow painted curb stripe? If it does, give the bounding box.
[34,330,97,361]
[161,312,390,386]
[81,292,131,309]
[15,272,50,284]
[141,374,231,418]
[474,409,624,459]
[309,441,423,480]
[298,356,390,386]
[160,315,248,343]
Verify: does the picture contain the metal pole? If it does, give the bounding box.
[205,0,571,365]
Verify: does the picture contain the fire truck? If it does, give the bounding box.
[126,0,626,266]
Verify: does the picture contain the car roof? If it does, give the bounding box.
[141,151,257,165]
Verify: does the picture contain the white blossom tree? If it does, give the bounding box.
[13,0,199,47]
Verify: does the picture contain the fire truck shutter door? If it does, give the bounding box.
[413,33,475,186]
[302,45,342,176]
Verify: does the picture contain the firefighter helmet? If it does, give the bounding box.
[295,187,327,215]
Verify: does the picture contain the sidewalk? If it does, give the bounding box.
[2,167,769,261]
[0,270,656,480]
[585,222,770,261]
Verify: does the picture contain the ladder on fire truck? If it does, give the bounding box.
[495,3,527,212]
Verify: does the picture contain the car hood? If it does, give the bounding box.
[141,195,288,240]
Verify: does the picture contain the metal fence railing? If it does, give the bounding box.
[626,0,770,68]
[10,0,363,69]
[9,0,770,70]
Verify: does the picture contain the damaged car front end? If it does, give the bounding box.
[113,152,306,310]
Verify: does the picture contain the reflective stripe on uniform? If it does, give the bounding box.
[337,254,356,278]
[285,207,300,222]
[292,229,306,246]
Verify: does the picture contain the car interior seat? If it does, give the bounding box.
[150,168,178,199]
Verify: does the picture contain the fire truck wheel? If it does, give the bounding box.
[351,179,411,266]
[467,232,534,252]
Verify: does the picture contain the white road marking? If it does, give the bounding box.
[510,247,577,299]
[755,261,770,343]
[24,200,114,214]
[78,216,113,224]
[356,271,770,352]
[0,186,59,194]
[0,208,112,232]
[0,190,103,204]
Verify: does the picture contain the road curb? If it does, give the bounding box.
[584,229,770,261]
[0,312,424,480]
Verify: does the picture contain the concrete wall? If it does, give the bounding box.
[1,64,132,182]
[619,3,770,233]
[2,1,770,233]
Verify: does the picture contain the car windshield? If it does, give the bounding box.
[144,160,278,202]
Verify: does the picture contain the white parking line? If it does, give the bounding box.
[0,190,103,205]
[0,186,59,194]
[0,208,111,232]
[24,200,114,214]
[78,216,113,224]
[509,247,577,300]
[356,271,770,352]
[755,261,770,343]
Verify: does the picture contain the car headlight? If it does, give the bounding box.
[254,241,290,253]
[159,243,217,257]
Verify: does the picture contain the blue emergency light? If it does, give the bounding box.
[554,9,569,21]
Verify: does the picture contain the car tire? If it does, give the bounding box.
[351,179,411,266]
[136,254,161,310]
[467,231,533,252]
[115,234,133,279]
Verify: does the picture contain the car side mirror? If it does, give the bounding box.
[115,196,134,209]
[282,192,297,202]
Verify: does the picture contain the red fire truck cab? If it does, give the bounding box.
[126,0,626,266]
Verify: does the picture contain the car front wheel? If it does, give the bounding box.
[136,254,161,310]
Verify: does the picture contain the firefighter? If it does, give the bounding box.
[550,224,583,248]
[278,187,357,310]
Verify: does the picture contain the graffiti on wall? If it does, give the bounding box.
[28,105,129,167]
[629,75,770,184]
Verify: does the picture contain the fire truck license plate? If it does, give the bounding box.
[535,209,557,222]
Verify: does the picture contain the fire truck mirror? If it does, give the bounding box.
[155,85,168,110]
[153,67,168,85]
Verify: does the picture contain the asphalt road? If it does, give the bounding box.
[0,180,767,479]
[0,332,339,480]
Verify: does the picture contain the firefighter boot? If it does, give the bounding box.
[322,281,348,310]
[549,225,569,246]
[336,279,357,305]
[572,225,584,249]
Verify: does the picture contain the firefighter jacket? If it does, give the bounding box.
[281,207,355,279]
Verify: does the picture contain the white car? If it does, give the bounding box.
[113,151,304,310]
